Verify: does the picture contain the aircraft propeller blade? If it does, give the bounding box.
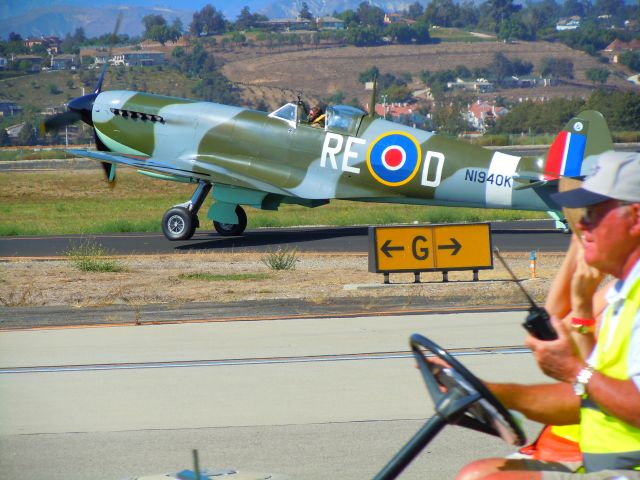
[94,13,122,94]
[40,110,81,135]
[93,130,117,185]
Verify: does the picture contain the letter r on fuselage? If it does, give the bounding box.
[321,132,343,169]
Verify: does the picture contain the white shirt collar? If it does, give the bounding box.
[605,258,640,305]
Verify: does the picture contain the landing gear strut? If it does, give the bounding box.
[161,181,211,241]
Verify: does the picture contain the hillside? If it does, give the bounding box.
[1,39,637,120]
[220,40,637,107]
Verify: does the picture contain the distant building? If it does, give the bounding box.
[11,55,43,72]
[316,16,344,30]
[447,78,495,93]
[111,51,166,67]
[51,54,79,70]
[465,100,509,132]
[24,36,61,54]
[556,16,581,31]
[602,38,640,63]
[260,18,312,31]
[368,102,428,128]
[0,58,7,70]
[0,100,22,117]
[6,122,25,138]
[383,13,415,25]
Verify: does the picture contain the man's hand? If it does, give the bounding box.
[525,316,586,383]
[570,244,604,318]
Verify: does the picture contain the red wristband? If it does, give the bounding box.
[571,317,595,327]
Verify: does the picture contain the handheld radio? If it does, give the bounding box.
[494,249,558,340]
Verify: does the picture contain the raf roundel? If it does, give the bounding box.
[367,131,422,186]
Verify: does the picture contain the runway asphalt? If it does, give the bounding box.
[0,220,569,257]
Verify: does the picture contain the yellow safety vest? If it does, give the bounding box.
[580,275,640,472]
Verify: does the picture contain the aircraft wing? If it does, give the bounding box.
[65,149,205,180]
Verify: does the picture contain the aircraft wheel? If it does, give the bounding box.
[162,207,196,241]
[214,205,247,236]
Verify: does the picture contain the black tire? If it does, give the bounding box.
[214,205,247,236]
[162,207,196,241]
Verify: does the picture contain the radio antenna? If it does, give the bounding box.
[493,248,537,307]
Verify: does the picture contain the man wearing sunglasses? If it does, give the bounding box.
[456,151,640,479]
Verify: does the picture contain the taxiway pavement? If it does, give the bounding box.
[0,310,548,479]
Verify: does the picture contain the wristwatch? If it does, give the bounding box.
[573,366,595,396]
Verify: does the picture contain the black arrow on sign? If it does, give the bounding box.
[437,237,462,255]
[381,239,405,258]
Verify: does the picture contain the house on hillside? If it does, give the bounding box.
[24,36,61,54]
[0,100,22,117]
[465,100,509,132]
[51,54,79,70]
[367,102,428,128]
[11,55,43,72]
[556,16,581,31]
[317,16,344,30]
[384,13,416,25]
[6,123,25,138]
[447,78,495,93]
[602,38,640,63]
[260,18,312,31]
[111,51,166,67]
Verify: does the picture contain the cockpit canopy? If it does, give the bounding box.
[325,105,365,136]
[268,102,366,136]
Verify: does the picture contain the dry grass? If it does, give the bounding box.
[221,41,633,107]
[0,251,561,308]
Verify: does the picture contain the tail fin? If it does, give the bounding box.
[543,110,613,180]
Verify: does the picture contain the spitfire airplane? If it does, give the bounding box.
[42,64,613,241]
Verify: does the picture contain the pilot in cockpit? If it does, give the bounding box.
[307,104,325,128]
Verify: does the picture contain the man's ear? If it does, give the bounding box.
[630,203,640,236]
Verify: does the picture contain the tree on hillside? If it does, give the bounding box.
[561,0,589,18]
[235,6,267,30]
[357,2,385,27]
[424,0,461,27]
[586,67,610,84]
[405,1,424,19]
[539,56,574,80]
[345,25,384,46]
[359,66,380,83]
[586,90,640,131]
[483,0,521,32]
[498,17,531,41]
[594,0,625,18]
[386,23,414,44]
[299,2,313,20]
[413,21,431,44]
[142,14,182,45]
[190,4,227,36]
[618,51,640,72]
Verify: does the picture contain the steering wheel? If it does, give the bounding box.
[373,334,526,480]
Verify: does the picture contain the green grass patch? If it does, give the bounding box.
[0,149,77,161]
[0,170,547,237]
[65,240,125,272]
[262,247,299,271]
[178,272,271,281]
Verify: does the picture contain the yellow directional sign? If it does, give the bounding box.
[368,223,493,273]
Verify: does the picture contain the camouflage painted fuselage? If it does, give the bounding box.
[91,90,565,215]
